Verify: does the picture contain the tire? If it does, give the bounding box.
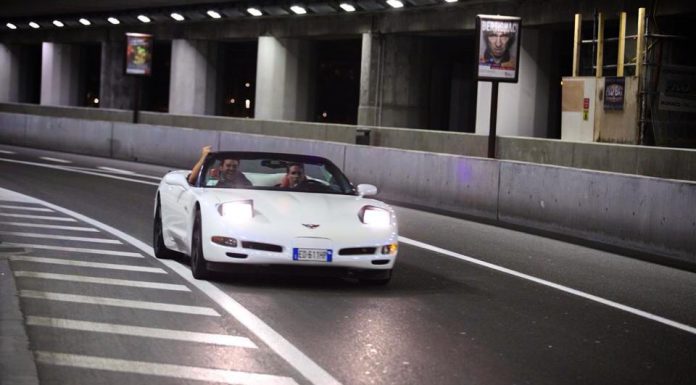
[360,269,392,286]
[153,202,176,259]
[190,209,211,280]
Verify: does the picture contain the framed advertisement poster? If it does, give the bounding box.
[125,33,153,76]
[604,76,625,110]
[475,15,522,83]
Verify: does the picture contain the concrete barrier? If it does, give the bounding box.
[24,115,112,157]
[0,112,27,146]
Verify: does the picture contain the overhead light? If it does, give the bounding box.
[137,15,151,23]
[170,12,185,21]
[107,17,120,25]
[207,10,221,19]
[444,0,458,2]
[290,5,307,15]
[6,23,17,30]
[52,20,64,27]
[29,21,40,29]
[247,8,263,17]
[386,0,404,8]
[78,18,91,26]
[339,3,356,12]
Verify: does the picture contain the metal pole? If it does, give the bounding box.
[573,14,582,76]
[636,7,646,78]
[596,12,604,78]
[132,78,141,124]
[617,12,626,76]
[487,82,498,159]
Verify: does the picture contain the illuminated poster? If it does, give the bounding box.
[476,15,522,83]
[604,77,625,110]
[125,33,153,76]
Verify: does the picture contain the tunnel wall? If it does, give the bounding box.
[1,111,694,266]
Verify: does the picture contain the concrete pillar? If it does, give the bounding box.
[40,43,83,106]
[169,39,219,116]
[100,36,136,110]
[254,36,314,121]
[0,44,21,102]
[475,29,551,137]
[358,34,430,129]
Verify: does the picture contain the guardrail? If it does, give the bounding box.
[1,111,694,267]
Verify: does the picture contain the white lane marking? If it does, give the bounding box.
[27,317,257,348]
[0,150,16,154]
[0,213,76,221]
[19,290,220,317]
[2,188,342,385]
[8,256,166,274]
[0,158,159,186]
[14,271,189,292]
[0,204,53,212]
[0,222,99,232]
[399,236,696,336]
[39,156,72,164]
[97,166,136,175]
[2,243,143,258]
[35,352,298,385]
[0,231,121,244]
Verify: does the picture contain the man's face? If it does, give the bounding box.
[288,165,304,186]
[486,32,511,59]
[220,159,240,180]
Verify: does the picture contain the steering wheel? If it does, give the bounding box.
[296,179,326,189]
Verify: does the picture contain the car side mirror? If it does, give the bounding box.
[357,184,378,197]
[164,172,190,188]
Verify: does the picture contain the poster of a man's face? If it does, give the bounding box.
[476,15,521,82]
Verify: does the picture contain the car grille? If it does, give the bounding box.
[241,241,283,253]
[339,247,377,256]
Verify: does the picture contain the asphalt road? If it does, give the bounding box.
[1,144,695,385]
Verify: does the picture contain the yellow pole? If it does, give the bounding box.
[636,7,646,77]
[573,14,582,76]
[596,13,604,77]
[617,12,626,76]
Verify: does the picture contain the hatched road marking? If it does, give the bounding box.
[0,231,121,244]
[8,256,166,274]
[0,204,53,212]
[14,271,190,291]
[0,222,99,232]
[0,213,76,221]
[2,243,143,257]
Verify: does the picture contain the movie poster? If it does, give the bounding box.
[125,33,153,76]
[476,15,522,82]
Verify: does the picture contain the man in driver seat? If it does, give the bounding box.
[280,163,307,188]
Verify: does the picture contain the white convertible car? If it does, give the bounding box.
[153,151,398,284]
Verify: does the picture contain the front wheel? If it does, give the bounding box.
[190,209,211,280]
[153,202,176,259]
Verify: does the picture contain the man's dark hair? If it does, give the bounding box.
[286,162,304,172]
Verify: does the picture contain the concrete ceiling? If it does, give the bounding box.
[0,0,236,18]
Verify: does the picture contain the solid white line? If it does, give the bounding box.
[2,243,143,257]
[14,271,189,291]
[399,236,696,336]
[35,352,297,385]
[0,213,76,221]
[40,156,72,164]
[4,187,342,385]
[0,150,16,154]
[27,317,257,348]
[0,204,53,212]
[0,231,121,244]
[0,158,159,186]
[8,256,166,274]
[0,222,99,232]
[97,166,136,175]
[19,290,220,316]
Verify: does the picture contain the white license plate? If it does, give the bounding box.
[293,248,333,262]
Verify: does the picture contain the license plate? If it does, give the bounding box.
[293,248,333,262]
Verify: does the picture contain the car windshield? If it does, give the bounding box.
[199,152,356,195]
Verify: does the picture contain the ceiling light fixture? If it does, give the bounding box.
[170,13,185,21]
[137,15,151,23]
[29,21,40,29]
[107,17,120,25]
[444,0,458,2]
[247,8,263,17]
[207,10,222,19]
[52,20,64,27]
[339,3,356,12]
[290,5,307,15]
[6,23,18,30]
[386,0,404,8]
[78,18,91,26]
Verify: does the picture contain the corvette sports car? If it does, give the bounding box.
[153,151,398,284]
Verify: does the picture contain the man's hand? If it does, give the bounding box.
[201,145,212,157]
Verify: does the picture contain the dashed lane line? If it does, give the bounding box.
[0,213,76,221]
[19,290,221,317]
[39,157,72,164]
[14,271,190,291]
[2,243,143,257]
[8,256,166,274]
[0,231,121,244]
[27,317,257,348]
[35,351,298,385]
[0,222,99,232]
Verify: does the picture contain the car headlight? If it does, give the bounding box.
[218,200,254,222]
[359,206,391,226]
